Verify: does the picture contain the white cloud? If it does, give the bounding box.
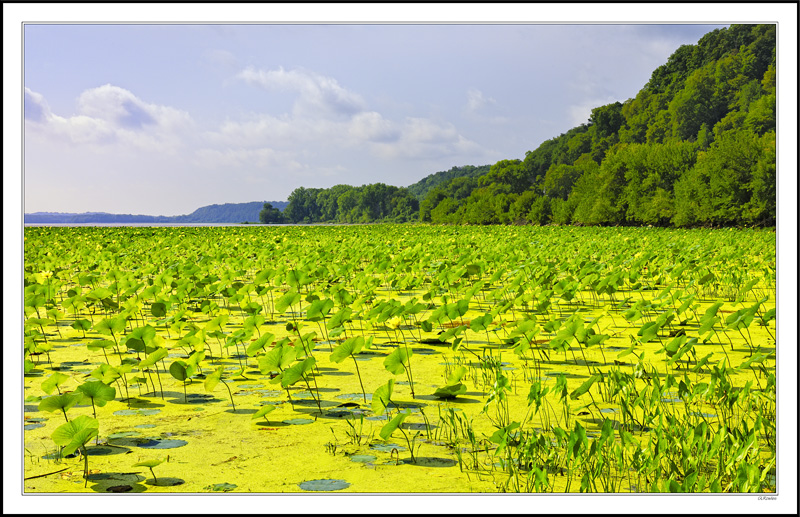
[347,111,400,143]
[370,117,482,160]
[462,88,509,125]
[25,85,194,152]
[24,87,52,122]
[193,147,304,172]
[465,88,496,112]
[237,66,367,118]
[209,65,487,161]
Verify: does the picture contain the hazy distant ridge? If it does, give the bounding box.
[25,201,288,224]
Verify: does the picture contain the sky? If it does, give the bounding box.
[19,17,736,216]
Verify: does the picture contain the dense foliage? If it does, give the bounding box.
[281,24,775,228]
[23,225,776,493]
[405,164,492,200]
[281,184,419,224]
[418,24,776,227]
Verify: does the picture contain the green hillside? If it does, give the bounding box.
[279,24,775,228]
[405,164,492,200]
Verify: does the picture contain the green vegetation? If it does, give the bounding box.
[280,184,419,224]
[405,164,492,200]
[278,24,774,228]
[23,224,776,493]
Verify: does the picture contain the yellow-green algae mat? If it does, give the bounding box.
[22,225,777,493]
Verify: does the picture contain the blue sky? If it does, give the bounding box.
[8,4,794,219]
[19,19,736,215]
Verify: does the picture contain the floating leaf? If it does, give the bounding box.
[283,418,314,425]
[349,454,377,463]
[298,479,350,492]
[205,482,237,492]
[139,439,187,449]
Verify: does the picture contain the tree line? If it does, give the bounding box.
[264,24,775,227]
[260,184,418,224]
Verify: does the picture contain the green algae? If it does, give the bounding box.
[22,225,776,494]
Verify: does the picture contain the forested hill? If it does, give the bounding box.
[405,164,492,200]
[417,24,775,227]
[278,24,775,227]
[172,201,287,223]
[25,201,288,224]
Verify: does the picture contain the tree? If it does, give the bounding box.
[259,203,285,224]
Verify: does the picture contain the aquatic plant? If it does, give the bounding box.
[133,458,165,486]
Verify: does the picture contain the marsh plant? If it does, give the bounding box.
[23,225,776,493]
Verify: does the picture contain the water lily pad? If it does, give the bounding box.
[24,423,45,431]
[411,348,437,355]
[113,408,161,417]
[298,479,350,492]
[107,431,141,440]
[401,422,431,431]
[139,438,188,449]
[349,454,377,463]
[325,410,354,418]
[146,477,185,487]
[282,418,314,425]
[336,392,372,401]
[412,457,458,468]
[85,446,120,456]
[106,484,133,492]
[185,394,216,404]
[292,392,315,400]
[24,405,40,413]
[369,443,405,452]
[42,451,78,460]
[255,389,283,397]
[205,482,237,492]
[134,424,157,429]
